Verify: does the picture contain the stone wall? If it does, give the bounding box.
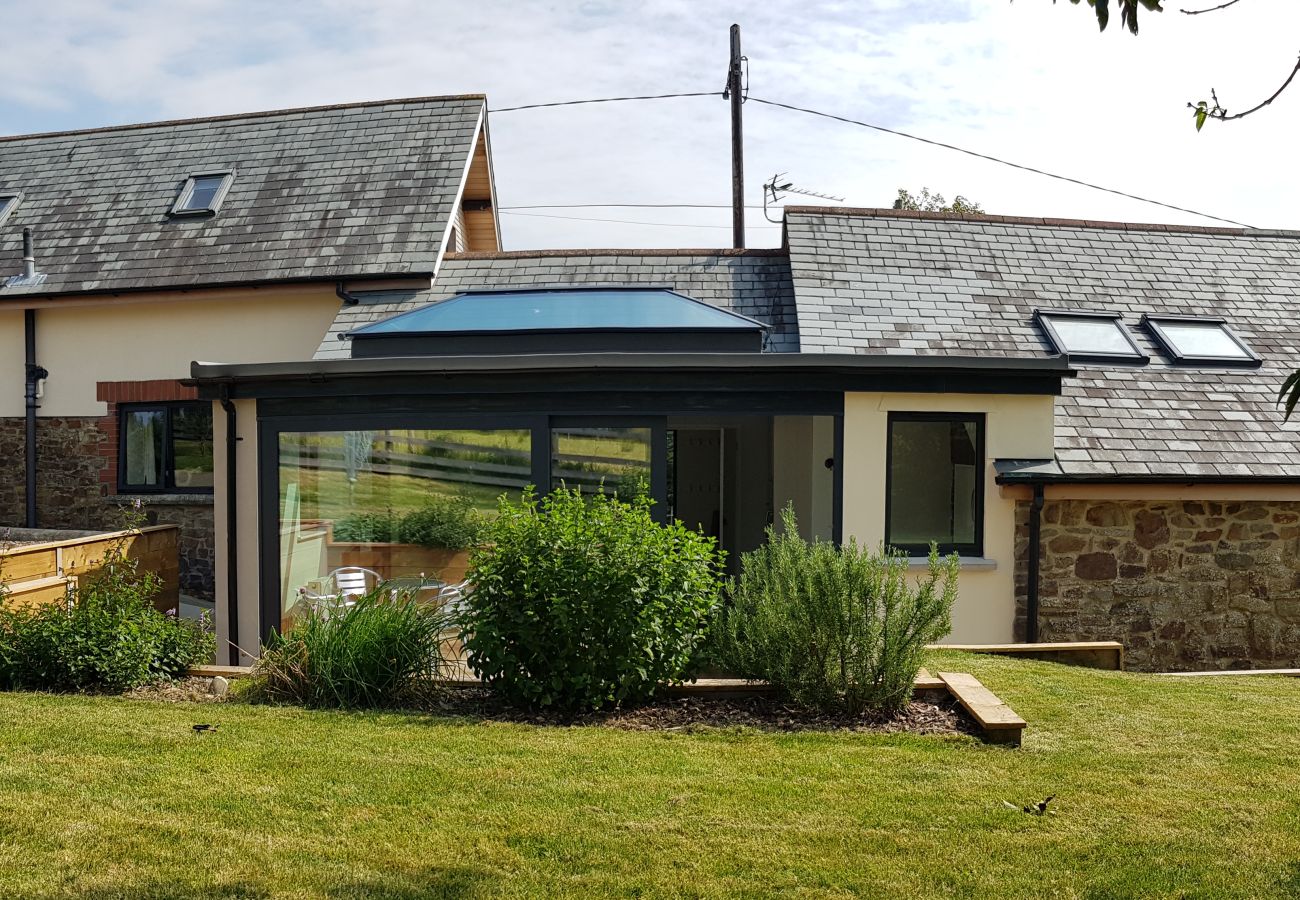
[1015,498,1300,671]
[0,416,215,601]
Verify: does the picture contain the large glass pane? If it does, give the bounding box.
[183,175,225,210]
[551,426,651,499]
[1158,321,1251,359]
[277,428,531,631]
[1046,316,1136,356]
[887,417,981,554]
[123,408,165,488]
[171,404,214,490]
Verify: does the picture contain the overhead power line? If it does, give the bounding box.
[490,92,718,113]
[500,203,770,210]
[499,210,779,230]
[487,89,1252,229]
[746,96,1253,228]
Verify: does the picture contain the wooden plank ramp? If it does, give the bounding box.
[938,671,1026,746]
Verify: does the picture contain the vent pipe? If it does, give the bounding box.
[21,227,35,279]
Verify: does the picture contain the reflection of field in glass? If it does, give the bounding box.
[280,429,532,521]
[551,428,651,493]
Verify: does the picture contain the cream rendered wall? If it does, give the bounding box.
[0,285,341,418]
[213,398,262,665]
[841,392,1055,644]
[0,310,28,418]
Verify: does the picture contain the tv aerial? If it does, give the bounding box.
[763,173,845,223]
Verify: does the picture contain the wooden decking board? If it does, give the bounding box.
[938,671,1026,745]
[189,665,254,679]
[1161,668,1300,677]
[933,641,1124,671]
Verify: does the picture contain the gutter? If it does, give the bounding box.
[218,388,240,665]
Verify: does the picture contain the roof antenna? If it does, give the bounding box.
[763,174,844,223]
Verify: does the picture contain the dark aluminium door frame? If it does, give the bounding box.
[255,410,691,644]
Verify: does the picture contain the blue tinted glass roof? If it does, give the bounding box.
[351,289,765,335]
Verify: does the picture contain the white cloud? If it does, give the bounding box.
[1,0,1297,246]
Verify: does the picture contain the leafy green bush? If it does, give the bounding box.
[715,507,957,715]
[461,487,724,711]
[397,494,484,550]
[254,588,452,708]
[331,511,399,543]
[0,537,214,693]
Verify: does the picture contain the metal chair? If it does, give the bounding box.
[297,566,382,616]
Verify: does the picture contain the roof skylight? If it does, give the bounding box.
[0,193,19,227]
[1034,309,1148,364]
[170,172,233,216]
[1142,315,1260,367]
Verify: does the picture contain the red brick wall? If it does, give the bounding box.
[95,380,198,494]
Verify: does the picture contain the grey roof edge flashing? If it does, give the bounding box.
[0,269,438,301]
[782,206,1300,240]
[994,460,1300,485]
[0,94,488,145]
[190,352,1074,382]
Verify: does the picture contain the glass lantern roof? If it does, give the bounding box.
[351,289,766,336]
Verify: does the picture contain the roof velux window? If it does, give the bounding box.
[170,171,233,216]
[1034,309,1148,364]
[0,193,19,226]
[1142,315,1261,367]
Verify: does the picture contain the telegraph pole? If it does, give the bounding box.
[725,24,745,249]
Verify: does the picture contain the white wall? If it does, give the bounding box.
[772,415,835,541]
[842,392,1055,644]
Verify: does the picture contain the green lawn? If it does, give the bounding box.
[2,653,1299,898]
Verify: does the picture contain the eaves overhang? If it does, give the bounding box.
[190,352,1074,400]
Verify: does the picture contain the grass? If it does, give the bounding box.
[1,652,1299,898]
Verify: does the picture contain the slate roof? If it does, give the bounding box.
[313,249,798,360]
[0,95,484,296]
[784,208,1300,480]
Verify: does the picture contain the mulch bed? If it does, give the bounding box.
[423,686,980,736]
[121,678,980,737]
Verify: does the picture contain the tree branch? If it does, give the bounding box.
[1180,0,1244,15]
[1194,55,1300,122]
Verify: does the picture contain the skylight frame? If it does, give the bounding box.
[169,170,235,217]
[0,192,20,227]
[1141,314,1261,368]
[1033,308,1149,365]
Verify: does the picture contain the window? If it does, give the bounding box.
[119,402,214,493]
[169,171,233,216]
[1034,309,1148,364]
[1142,315,1260,367]
[886,413,984,556]
[0,193,18,227]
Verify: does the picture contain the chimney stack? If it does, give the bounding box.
[21,227,35,279]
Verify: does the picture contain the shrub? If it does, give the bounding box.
[715,507,957,715]
[332,511,399,543]
[461,486,724,711]
[397,494,483,550]
[0,524,215,692]
[254,588,452,708]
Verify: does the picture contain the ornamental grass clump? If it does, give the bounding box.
[253,588,452,709]
[461,486,724,711]
[716,506,958,715]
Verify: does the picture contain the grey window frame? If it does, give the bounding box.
[169,171,235,217]
[884,411,986,557]
[1141,314,1261,367]
[1033,308,1149,365]
[0,192,20,227]
[118,401,215,494]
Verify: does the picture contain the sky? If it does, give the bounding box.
[1,0,1297,249]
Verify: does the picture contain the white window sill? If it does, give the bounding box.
[907,556,997,571]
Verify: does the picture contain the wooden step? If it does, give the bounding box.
[938,671,1026,746]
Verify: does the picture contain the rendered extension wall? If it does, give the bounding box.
[841,391,1056,644]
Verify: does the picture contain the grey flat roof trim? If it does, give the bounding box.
[0,270,437,302]
[191,352,1074,382]
[994,460,1300,485]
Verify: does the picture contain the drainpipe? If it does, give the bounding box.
[219,388,240,665]
[21,229,48,529]
[1025,482,1045,643]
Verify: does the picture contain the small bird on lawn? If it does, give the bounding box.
[191,724,220,734]
[1002,795,1054,815]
